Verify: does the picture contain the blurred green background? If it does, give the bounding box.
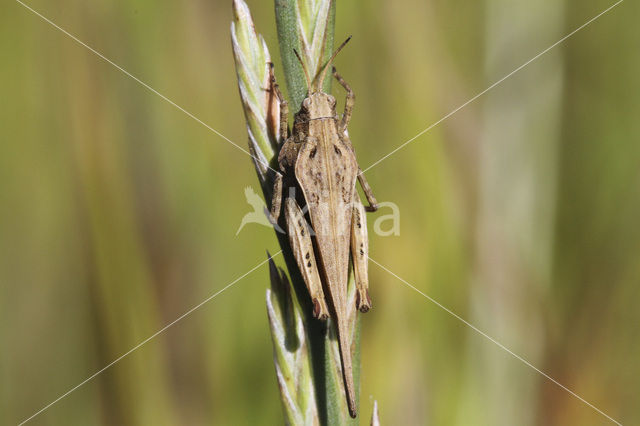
[1,0,638,424]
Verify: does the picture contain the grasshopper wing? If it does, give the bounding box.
[294,129,359,417]
[294,133,358,301]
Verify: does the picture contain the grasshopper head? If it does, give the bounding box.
[301,93,337,119]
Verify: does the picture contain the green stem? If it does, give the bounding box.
[274,1,361,425]
[275,0,336,109]
[231,1,362,423]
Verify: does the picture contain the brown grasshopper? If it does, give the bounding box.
[269,37,378,418]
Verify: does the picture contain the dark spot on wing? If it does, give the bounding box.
[307,261,312,268]
[342,187,350,203]
[310,148,317,158]
[305,252,310,259]
[334,145,341,156]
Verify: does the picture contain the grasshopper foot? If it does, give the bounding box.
[356,288,372,313]
[364,203,378,213]
[312,297,330,320]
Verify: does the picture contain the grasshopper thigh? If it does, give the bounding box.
[284,197,329,319]
[350,196,372,312]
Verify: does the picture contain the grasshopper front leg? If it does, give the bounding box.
[350,196,372,312]
[270,173,283,222]
[332,67,379,213]
[269,63,289,143]
[332,66,354,132]
[268,63,289,223]
[284,197,330,319]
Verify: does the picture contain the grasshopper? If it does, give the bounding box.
[269,37,378,418]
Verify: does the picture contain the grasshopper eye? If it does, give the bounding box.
[302,98,311,110]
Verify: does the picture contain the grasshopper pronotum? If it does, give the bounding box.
[270,37,378,418]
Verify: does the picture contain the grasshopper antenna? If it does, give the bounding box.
[313,35,352,93]
[293,49,313,94]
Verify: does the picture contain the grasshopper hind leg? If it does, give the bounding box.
[350,197,372,312]
[284,197,329,319]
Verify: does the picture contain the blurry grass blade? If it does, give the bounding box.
[231,0,280,181]
[266,255,319,425]
[275,0,336,108]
